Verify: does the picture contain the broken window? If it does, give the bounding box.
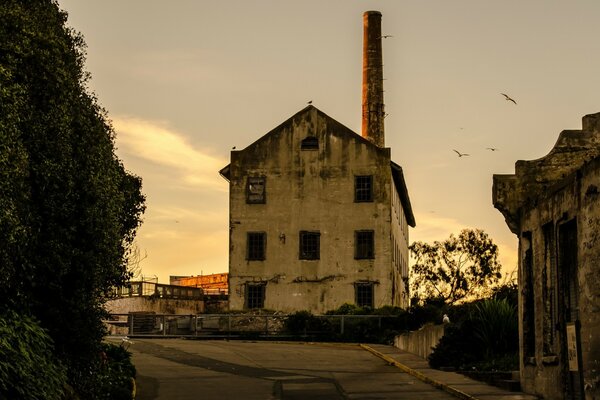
[522,231,535,361]
[299,231,320,260]
[246,176,266,204]
[355,230,375,259]
[355,282,374,308]
[247,232,266,260]
[355,175,373,202]
[301,136,318,150]
[246,283,266,309]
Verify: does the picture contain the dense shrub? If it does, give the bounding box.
[96,343,137,400]
[428,298,518,371]
[0,310,67,400]
[0,1,145,397]
[285,311,333,337]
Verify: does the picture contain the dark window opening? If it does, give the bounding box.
[558,219,583,399]
[542,222,556,355]
[355,282,374,308]
[247,232,266,260]
[522,232,535,360]
[299,231,320,260]
[355,175,373,202]
[301,136,318,150]
[355,230,375,259]
[246,283,266,309]
[246,176,266,204]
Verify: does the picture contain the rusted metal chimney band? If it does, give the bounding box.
[361,10,384,147]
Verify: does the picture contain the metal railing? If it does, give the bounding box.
[113,281,203,300]
[104,313,399,340]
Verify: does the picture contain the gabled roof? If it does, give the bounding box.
[219,105,415,227]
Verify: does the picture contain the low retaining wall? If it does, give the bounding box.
[105,297,204,315]
[393,323,445,359]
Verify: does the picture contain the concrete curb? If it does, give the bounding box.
[359,344,479,400]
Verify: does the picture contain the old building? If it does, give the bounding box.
[170,273,229,295]
[219,11,415,314]
[493,112,600,400]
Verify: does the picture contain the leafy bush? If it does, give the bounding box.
[472,298,518,357]
[285,311,332,336]
[95,343,136,400]
[428,298,518,371]
[0,310,67,400]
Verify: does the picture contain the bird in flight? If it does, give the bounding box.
[378,35,393,39]
[307,100,312,105]
[501,93,517,104]
[486,147,499,151]
[453,149,470,157]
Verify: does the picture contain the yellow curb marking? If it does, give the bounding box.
[359,344,479,400]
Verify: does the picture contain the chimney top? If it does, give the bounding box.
[361,10,385,147]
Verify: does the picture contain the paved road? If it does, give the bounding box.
[120,338,458,400]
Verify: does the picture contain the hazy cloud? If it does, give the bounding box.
[113,116,227,191]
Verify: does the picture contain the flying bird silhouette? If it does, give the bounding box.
[486,147,499,151]
[378,35,393,39]
[501,93,517,104]
[307,100,312,105]
[453,149,470,157]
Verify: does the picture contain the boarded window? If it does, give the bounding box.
[246,283,266,309]
[301,136,318,150]
[299,231,320,260]
[246,176,266,204]
[355,175,373,202]
[355,282,374,308]
[247,232,266,260]
[355,230,375,259]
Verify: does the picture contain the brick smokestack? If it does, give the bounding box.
[361,11,384,147]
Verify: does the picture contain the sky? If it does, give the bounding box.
[57,0,600,284]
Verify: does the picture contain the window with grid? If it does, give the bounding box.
[247,232,266,260]
[246,176,266,204]
[246,283,265,309]
[299,231,320,260]
[354,175,373,202]
[355,282,374,308]
[355,230,375,259]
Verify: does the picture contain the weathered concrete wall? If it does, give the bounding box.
[391,176,410,308]
[394,324,445,359]
[493,112,600,400]
[105,297,204,315]
[225,106,412,313]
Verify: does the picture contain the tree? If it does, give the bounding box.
[0,0,145,396]
[409,229,502,304]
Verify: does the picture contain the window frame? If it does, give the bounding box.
[247,232,266,261]
[299,231,320,260]
[355,282,374,308]
[354,175,373,202]
[246,282,266,309]
[355,230,375,259]
[246,176,266,204]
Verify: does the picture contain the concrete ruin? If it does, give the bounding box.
[493,112,600,399]
[219,12,415,313]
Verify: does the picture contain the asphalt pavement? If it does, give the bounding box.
[107,338,538,400]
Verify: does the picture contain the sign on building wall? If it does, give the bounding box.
[566,323,579,371]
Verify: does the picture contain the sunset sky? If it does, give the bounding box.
[57,1,600,283]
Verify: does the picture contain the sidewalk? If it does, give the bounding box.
[361,344,538,400]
